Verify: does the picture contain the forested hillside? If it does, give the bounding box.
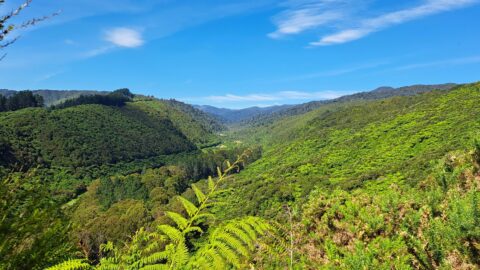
[1,83,479,270]
[222,83,480,216]
[0,96,222,169]
[0,89,109,106]
[233,83,458,127]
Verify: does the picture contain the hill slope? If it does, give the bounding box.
[236,83,457,126]
[0,98,222,168]
[223,82,480,216]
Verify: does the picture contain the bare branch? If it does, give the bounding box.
[0,0,60,61]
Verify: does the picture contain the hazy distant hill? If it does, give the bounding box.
[194,104,293,124]
[239,83,458,126]
[0,89,109,106]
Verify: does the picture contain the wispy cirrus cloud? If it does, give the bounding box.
[273,60,388,83]
[313,0,479,46]
[270,0,480,46]
[269,0,365,39]
[393,55,480,71]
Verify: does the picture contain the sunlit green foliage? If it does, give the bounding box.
[130,98,224,147]
[51,88,133,110]
[272,149,480,269]
[0,101,206,168]
[0,171,74,270]
[224,83,480,217]
[51,152,271,269]
[2,83,480,269]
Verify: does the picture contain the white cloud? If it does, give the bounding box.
[312,0,479,46]
[104,27,145,48]
[270,0,479,46]
[269,0,358,39]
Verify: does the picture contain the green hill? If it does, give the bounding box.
[0,98,222,168]
[234,83,457,127]
[2,83,479,270]
[132,98,224,147]
[222,83,480,216]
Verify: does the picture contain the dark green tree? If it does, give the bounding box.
[5,90,44,111]
[0,94,6,111]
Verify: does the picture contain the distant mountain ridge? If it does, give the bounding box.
[194,104,294,124]
[198,83,458,126]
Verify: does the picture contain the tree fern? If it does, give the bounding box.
[46,259,92,270]
[189,217,270,270]
[48,150,271,270]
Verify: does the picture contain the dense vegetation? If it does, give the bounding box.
[0,92,224,169]
[1,83,479,269]
[222,83,480,217]
[0,89,110,106]
[0,91,44,112]
[231,83,457,127]
[134,98,225,146]
[51,89,133,109]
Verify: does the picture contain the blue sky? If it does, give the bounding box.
[1,0,479,108]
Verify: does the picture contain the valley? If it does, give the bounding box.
[1,83,479,269]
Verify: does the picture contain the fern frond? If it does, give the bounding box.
[224,223,255,249]
[183,225,203,234]
[157,224,184,243]
[192,184,206,204]
[206,248,226,270]
[244,217,270,235]
[46,259,92,270]
[177,196,199,218]
[207,176,215,192]
[139,250,170,265]
[165,211,188,230]
[191,213,215,224]
[215,231,250,257]
[143,239,162,254]
[236,219,257,240]
[213,241,241,268]
[171,240,189,269]
[139,264,170,270]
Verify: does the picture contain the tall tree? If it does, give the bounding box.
[0,94,6,111]
[5,90,44,111]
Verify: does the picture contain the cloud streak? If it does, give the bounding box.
[270,0,479,46]
[313,0,479,46]
[394,55,480,71]
[272,61,388,83]
[269,0,360,39]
